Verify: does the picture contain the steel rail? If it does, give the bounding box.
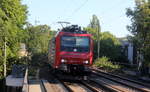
[92,68,150,88]
[80,81,101,92]
[92,69,150,92]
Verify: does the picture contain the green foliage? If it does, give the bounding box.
[0,0,27,27]
[100,32,122,61]
[28,67,37,76]
[84,27,99,40]
[94,56,120,71]
[85,15,122,61]
[24,24,55,69]
[84,15,101,58]
[85,25,122,61]
[25,24,54,54]
[89,14,101,33]
[24,24,56,69]
[0,0,27,79]
[29,53,47,67]
[126,0,150,66]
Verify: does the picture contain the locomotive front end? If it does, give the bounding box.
[59,35,93,73]
[54,25,93,74]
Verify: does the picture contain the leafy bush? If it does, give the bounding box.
[28,67,37,76]
[94,56,120,71]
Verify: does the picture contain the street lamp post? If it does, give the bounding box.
[97,26,100,58]
[4,36,7,77]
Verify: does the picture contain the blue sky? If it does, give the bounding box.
[22,0,135,37]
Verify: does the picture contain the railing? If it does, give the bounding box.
[22,68,28,92]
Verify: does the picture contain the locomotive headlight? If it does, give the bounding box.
[61,59,65,63]
[83,60,89,64]
[61,59,67,63]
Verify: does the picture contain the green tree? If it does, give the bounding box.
[84,27,98,40]
[0,0,27,28]
[84,27,99,58]
[25,24,56,67]
[89,15,101,31]
[0,0,27,79]
[89,15,101,58]
[84,27,122,61]
[100,32,122,61]
[26,24,53,54]
[126,0,150,69]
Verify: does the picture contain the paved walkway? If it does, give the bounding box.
[29,80,42,92]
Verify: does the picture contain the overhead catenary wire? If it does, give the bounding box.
[50,0,127,30]
[49,0,71,30]
[71,0,89,15]
[99,0,129,33]
[49,0,89,30]
[65,0,89,21]
[100,0,127,16]
[100,0,128,26]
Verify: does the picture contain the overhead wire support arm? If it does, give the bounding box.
[57,21,70,28]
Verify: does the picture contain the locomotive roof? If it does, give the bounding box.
[54,25,90,37]
[61,25,87,34]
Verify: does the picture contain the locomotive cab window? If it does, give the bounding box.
[61,36,90,52]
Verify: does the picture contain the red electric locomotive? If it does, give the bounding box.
[48,25,93,76]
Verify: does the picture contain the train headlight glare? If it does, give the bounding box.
[61,59,65,63]
[83,60,89,64]
[61,59,67,63]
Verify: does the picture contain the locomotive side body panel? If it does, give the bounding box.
[48,38,56,67]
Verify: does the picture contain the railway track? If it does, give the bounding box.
[41,79,73,92]
[40,65,150,92]
[40,67,103,92]
[39,66,72,92]
[80,81,103,92]
[91,68,150,92]
[92,68,150,87]
[62,81,95,92]
[41,77,106,92]
[55,76,107,92]
[90,79,129,92]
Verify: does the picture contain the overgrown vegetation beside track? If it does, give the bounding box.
[94,56,121,72]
